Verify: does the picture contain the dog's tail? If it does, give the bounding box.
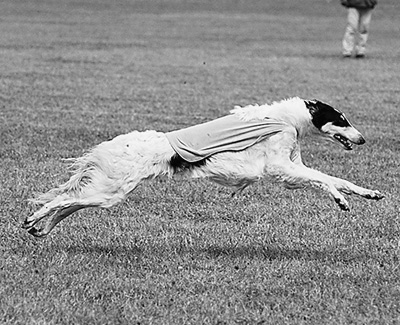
[30,130,177,207]
[30,153,101,205]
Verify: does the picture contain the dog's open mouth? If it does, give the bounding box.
[334,134,353,150]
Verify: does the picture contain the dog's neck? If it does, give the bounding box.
[232,97,314,139]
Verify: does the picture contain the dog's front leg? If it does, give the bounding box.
[325,175,384,200]
[266,162,351,211]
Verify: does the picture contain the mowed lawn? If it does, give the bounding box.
[1,0,399,324]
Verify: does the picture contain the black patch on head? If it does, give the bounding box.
[305,99,351,129]
[169,153,207,173]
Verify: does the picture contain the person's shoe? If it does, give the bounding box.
[355,53,365,58]
[342,53,352,58]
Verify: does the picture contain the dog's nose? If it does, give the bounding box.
[358,136,366,145]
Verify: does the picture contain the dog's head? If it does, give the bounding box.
[305,99,365,150]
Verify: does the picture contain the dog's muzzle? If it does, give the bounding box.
[334,131,365,150]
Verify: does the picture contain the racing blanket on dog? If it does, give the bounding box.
[166,115,288,162]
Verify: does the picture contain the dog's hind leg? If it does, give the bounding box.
[23,193,74,230]
[25,187,130,237]
[23,174,144,237]
[24,165,170,237]
[23,187,133,237]
[23,193,99,235]
[24,130,175,236]
[26,205,83,237]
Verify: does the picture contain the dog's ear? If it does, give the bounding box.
[304,99,319,114]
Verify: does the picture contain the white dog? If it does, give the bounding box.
[23,97,384,237]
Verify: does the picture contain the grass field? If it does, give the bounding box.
[1,0,399,324]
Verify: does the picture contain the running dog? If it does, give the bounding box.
[23,97,384,237]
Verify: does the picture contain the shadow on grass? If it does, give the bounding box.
[61,242,369,264]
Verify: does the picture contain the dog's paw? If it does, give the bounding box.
[22,217,35,229]
[26,226,48,238]
[365,190,384,200]
[335,197,350,211]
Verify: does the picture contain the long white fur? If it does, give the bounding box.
[24,97,383,237]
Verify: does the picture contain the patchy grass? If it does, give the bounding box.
[0,0,399,324]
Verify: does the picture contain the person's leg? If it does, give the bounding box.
[342,8,360,57]
[355,8,373,57]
